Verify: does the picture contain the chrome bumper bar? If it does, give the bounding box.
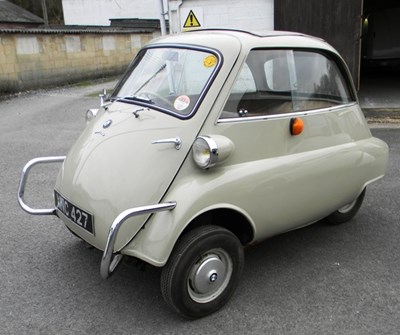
[17,156,176,279]
[100,202,177,279]
[17,156,66,215]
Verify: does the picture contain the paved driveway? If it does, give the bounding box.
[1,83,399,334]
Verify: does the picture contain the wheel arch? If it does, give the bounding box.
[121,204,256,267]
[181,206,255,245]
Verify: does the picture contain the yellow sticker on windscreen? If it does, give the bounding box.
[203,55,217,68]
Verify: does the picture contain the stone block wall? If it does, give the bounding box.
[0,30,155,93]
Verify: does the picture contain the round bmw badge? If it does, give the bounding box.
[103,119,112,129]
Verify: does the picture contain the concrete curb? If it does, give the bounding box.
[362,108,400,119]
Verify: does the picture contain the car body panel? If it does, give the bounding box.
[120,104,388,266]
[55,105,197,250]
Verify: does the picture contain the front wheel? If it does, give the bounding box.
[161,225,244,319]
[326,188,366,225]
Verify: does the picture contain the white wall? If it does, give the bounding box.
[62,0,274,32]
[168,0,274,34]
[62,0,165,26]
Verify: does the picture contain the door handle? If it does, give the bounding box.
[152,137,182,150]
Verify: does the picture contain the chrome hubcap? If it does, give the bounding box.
[188,249,232,303]
[337,198,357,214]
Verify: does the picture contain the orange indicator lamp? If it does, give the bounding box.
[290,117,304,136]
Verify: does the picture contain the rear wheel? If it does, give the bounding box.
[327,188,366,225]
[161,225,244,319]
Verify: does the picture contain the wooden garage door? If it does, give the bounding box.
[274,0,363,89]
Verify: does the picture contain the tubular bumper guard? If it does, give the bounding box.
[17,157,177,279]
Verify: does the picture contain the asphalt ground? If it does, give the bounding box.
[0,81,399,334]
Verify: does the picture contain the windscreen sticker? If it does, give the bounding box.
[203,55,217,68]
[174,95,190,111]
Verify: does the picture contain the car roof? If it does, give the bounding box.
[147,28,339,56]
[188,28,312,38]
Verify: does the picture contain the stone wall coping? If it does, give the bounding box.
[0,26,155,35]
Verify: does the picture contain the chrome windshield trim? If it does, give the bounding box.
[17,156,66,216]
[100,201,177,279]
[217,102,358,124]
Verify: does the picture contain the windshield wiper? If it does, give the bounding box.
[132,63,167,96]
[119,95,154,104]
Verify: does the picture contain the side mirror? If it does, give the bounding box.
[86,89,109,123]
[99,88,107,107]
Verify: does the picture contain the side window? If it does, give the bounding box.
[264,51,293,92]
[293,51,353,111]
[220,49,354,119]
[231,63,256,94]
[220,63,256,119]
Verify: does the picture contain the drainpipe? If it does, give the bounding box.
[41,0,49,28]
[157,0,168,35]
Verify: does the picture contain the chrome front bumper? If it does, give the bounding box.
[17,156,66,215]
[17,156,177,279]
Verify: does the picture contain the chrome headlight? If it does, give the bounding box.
[193,136,218,169]
[192,135,234,169]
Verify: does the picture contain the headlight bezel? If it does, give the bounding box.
[192,136,219,169]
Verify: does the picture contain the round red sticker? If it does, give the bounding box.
[174,95,190,111]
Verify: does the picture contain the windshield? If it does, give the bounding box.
[112,47,220,118]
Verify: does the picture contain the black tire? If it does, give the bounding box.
[326,188,366,225]
[161,225,244,319]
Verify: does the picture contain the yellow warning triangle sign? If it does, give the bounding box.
[183,10,201,28]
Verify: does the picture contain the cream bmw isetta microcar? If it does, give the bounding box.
[18,29,388,318]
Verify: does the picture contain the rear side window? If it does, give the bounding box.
[220,49,354,119]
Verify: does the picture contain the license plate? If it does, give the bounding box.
[54,191,94,234]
